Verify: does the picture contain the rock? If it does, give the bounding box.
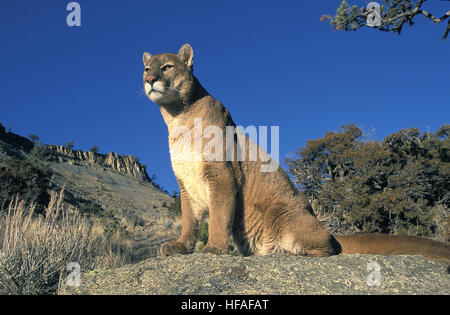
[37,145,151,182]
[59,253,450,295]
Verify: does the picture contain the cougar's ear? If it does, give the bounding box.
[178,44,194,69]
[143,52,152,66]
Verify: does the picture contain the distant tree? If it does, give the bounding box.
[89,145,99,154]
[287,124,449,239]
[29,134,39,145]
[322,0,450,41]
[64,141,74,150]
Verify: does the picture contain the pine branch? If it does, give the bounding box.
[323,0,450,41]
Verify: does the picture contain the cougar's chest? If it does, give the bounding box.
[169,133,210,218]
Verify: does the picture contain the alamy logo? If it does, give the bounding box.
[170,118,280,173]
[366,262,382,287]
[66,2,81,27]
[66,262,81,287]
[366,2,382,27]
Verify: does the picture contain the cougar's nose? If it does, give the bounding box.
[145,76,158,84]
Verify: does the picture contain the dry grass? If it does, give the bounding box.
[0,189,131,295]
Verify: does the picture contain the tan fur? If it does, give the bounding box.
[142,44,450,269]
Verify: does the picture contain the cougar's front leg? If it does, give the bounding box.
[202,163,237,255]
[160,181,197,256]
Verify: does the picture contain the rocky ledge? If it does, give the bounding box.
[59,253,449,295]
[37,145,151,182]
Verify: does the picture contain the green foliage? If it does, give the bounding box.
[150,174,170,194]
[29,145,42,159]
[198,222,209,243]
[78,202,128,239]
[167,193,181,218]
[64,141,74,150]
[197,222,209,251]
[89,145,99,154]
[322,0,450,41]
[29,134,39,145]
[29,134,43,158]
[287,124,449,238]
[100,208,128,239]
[78,202,103,216]
[0,158,51,214]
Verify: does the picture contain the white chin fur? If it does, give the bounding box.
[144,82,152,95]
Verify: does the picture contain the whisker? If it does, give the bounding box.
[136,88,147,99]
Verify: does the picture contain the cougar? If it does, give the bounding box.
[142,44,449,269]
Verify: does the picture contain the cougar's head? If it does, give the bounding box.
[142,44,195,105]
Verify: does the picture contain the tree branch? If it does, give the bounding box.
[324,0,450,41]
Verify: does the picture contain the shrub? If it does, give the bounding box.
[89,145,99,154]
[78,202,103,216]
[167,195,181,218]
[0,190,96,295]
[100,209,128,239]
[64,141,74,150]
[197,222,209,251]
[78,202,128,240]
[0,190,133,295]
[0,158,51,214]
[28,134,39,145]
[287,124,449,239]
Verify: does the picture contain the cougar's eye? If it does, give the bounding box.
[161,64,174,72]
[144,68,150,73]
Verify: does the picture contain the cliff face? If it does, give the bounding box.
[38,145,151,183]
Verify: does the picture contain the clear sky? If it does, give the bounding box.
[1,1,449,194]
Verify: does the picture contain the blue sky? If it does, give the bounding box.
[1,1,449,194]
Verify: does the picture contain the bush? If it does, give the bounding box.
[0,190,133,295]
[197,222,209,251]
[64,141,74,150]
[78,202,128,240]
[0,158,51,214]
[89,145,99,154]
[287,124,449,239]
[100,209,128,239]
[78,202,103,216]
[167,195,181,218]
[0,190,96,295]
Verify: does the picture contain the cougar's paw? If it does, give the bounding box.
[160,240,188,256]
[201,244,228,255]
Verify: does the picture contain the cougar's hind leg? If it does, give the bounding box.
[262,203,334,257]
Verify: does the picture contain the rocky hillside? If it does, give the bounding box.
[0,124,33,161]
[59,253,449,295]
[0,124,178,263]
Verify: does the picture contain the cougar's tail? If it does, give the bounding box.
[332,233,450,271]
